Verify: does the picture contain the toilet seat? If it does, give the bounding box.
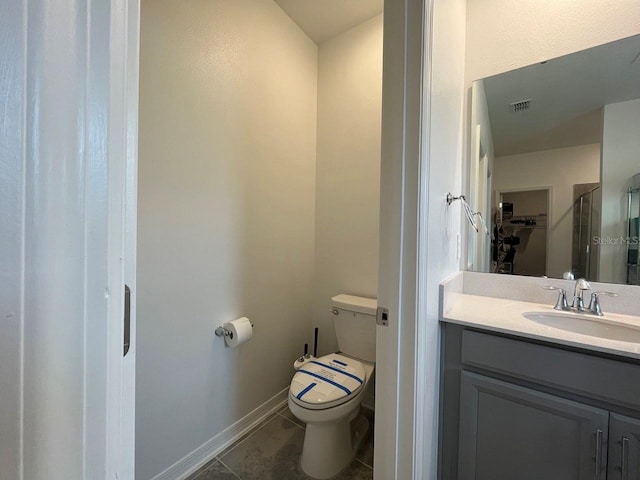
[289,353,366,410]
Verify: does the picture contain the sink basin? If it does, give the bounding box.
[522,312,640,343]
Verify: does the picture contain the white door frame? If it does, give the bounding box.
[120,0,141,476]
[376,0,433,478]
[469,124,490,272]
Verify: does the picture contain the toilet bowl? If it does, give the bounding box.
[288,294,377,480]
[289,353,374,479]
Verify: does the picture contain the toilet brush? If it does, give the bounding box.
[313,327,319,358]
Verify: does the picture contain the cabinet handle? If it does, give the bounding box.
[595,429,603,476]
[621,437,629,480]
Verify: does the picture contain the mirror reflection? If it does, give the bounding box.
[469,34,640,285]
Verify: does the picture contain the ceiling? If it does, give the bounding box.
[482,34,640,157]
[275,0,383,44]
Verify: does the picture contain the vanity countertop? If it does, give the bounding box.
[442,293,640,360]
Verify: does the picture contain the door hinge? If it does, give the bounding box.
[124,285,131,357]
[376,306,389,327]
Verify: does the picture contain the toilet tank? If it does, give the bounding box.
[331,294,377,363]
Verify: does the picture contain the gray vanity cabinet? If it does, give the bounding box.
[458,372,609,480]
[439,324,640,480]
[608,414,640,480]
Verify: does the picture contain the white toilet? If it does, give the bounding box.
[288,294,376,479]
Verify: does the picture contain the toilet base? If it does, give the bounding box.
[300,409,370,480]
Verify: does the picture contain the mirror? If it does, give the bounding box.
[468,34,640,285]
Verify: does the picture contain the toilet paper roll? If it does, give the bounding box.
[224,317,253,348]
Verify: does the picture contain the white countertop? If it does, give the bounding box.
[442,293,640,360]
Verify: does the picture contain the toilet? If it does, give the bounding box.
[288,294,376,479]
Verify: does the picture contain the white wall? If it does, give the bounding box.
[136,1,318,478]
[428,0,465,284]
[429,0,466,290]
[312,15,383,356]
[493,144,600,279]
[465,0,640,83]
[600,99,640,284]
[423,1,640,476]
[423,0,467,477]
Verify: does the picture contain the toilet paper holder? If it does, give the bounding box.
[215,322,254,338]
[215,326,233,337]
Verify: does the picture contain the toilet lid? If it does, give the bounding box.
[289,353,365,409]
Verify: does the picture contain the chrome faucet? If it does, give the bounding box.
[544,277,619,316]
[571,278,591,311]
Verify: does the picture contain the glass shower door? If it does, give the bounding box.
[572,186,600,281]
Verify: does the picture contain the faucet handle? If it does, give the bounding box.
[588,291,619,316]
[543,286,569,311]
[591,291,618,297]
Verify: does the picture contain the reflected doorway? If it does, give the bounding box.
[494,188,550,276]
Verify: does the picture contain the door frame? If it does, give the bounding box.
[116,0,432,476]
[119,0,141,476]
[113,0,431,477]
[101,0,140,476]
[469,125,491,272]
[376,0,433,478]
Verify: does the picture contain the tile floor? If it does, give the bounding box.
[187,405,374,480]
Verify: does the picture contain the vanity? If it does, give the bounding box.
[443,30,640,480]
[438,272,640,480]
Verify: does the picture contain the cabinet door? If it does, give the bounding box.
[608,413,640,480]
[459,372,609,480]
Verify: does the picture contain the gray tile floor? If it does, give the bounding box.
[188,405,374,480]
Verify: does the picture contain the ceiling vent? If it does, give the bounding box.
[510,99,532,113]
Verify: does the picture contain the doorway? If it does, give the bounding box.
[495,188,550,276]
[135,2,383,479]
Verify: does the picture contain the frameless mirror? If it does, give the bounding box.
[467,34,640,285]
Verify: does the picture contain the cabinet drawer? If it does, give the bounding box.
[461,330,640,410]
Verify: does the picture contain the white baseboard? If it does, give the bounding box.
[151,387,289,480]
